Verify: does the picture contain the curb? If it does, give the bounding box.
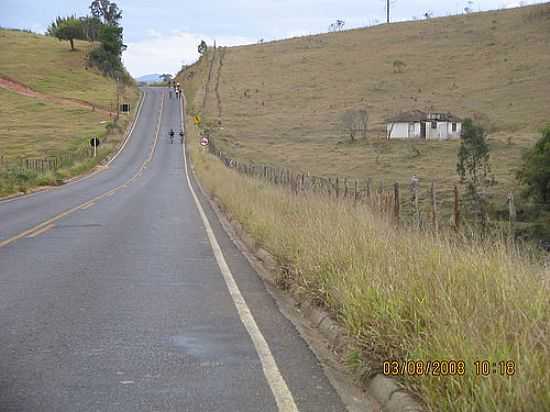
[186,148,424,412]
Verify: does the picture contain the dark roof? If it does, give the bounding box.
[386,110,462,123]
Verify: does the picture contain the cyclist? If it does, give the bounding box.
[169,129,175,144]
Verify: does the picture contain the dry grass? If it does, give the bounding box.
[178,3,550,201]
[187,115,550,411]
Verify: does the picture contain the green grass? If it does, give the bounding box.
[0,88,108,158]
[0,29,134,109]
[187,114,550,411]
[0,29,139,196]
[178,3,550,211]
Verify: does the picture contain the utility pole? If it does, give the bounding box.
[387,0,390,23]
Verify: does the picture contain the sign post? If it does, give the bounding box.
[90,137,100,157]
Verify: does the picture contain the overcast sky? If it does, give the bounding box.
[1,0,544,77]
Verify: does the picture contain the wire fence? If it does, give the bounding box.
[206,136,521,235]
[0,146,97,174]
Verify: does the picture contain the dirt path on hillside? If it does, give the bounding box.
[0,75,114,116]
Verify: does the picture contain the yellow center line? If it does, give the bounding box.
[27,224,55,239]
[80,202,96,210]
[0,92,165,250]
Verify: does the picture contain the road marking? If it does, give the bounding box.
[27,224,55,239]
[179,97,298,412]
[0,90,147,205]
[80,202,96,210]
[0,91,165,250]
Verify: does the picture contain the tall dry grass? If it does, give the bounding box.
[188,120,550,411]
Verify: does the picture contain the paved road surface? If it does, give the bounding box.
[0,88,347,411]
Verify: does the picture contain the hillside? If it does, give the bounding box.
[0,29,139,195]
[179,3,550,210]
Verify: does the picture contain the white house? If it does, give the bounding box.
[386,111,462,140]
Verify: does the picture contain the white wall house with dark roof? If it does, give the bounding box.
[386,111,462,140]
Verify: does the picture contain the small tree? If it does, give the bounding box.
[393,60,406,73]
[457,118,492,228]
[457,119,490,185]
[341,110,369,142]
[50,17,83,50]
[329,20,345,32]
[517,127,550,207]
[198,40,208,56]
[160,73,172,83]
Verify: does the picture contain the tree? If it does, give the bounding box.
[90,0,122,25]
[457,119,490,185]
[88,23,125,76]
[198,40,208,56]
[79,15,102,41]
[457,119,492,228]
[160,73,172,83]
[49,16,83,50]
[341,110,369,142]
[393,59,406,73]
[329,20,345,32]
[517,127,550,206]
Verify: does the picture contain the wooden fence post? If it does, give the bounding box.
[431,182,438,233]
[394,182,400,226]
[453,185,460,232]
[344,178,348,199]
[335,177,340,199]
[508,192,516,236]
[367,178,372,199]
[354,180,358,205]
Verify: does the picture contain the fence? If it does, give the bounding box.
[206,136,519,234]
[0,146,97,174]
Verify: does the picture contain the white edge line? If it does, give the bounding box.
[179,93,298,412]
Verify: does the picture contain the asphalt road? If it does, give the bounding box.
[0,88,347,411]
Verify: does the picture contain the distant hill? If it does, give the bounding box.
[136,74,163,84]
[178,2,550,203]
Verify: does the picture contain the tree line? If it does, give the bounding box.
[47,0,128,81]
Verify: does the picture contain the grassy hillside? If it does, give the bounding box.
[0,29,139,196]
[179,3,550,209]
[0,29,128,109]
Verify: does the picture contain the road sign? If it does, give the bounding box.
[193,115,201,126]
[120,103,130,113]
[90,137,100,158]
[200,137,209,147]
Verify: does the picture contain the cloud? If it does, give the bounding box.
[122,31,254,78]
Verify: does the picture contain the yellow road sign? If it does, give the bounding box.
[193,115,201,125]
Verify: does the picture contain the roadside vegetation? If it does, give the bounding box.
[186,116,550,411]
[0,1,138,197]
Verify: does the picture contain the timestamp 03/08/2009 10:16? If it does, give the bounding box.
[382,360,516,377]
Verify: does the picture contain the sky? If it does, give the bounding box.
[1,0,545,77]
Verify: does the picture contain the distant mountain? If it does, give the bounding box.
[136,74,163,84]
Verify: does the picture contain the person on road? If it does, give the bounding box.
[169,129,175,144]
[179,130,184,143]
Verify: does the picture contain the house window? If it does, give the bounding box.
[431,121,437,129]
[452,123,457,132]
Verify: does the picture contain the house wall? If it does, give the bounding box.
[388,121,461,140]
[387,122,410,139]
[426,121,462,140]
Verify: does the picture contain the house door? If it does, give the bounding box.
[420,122,426,138]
